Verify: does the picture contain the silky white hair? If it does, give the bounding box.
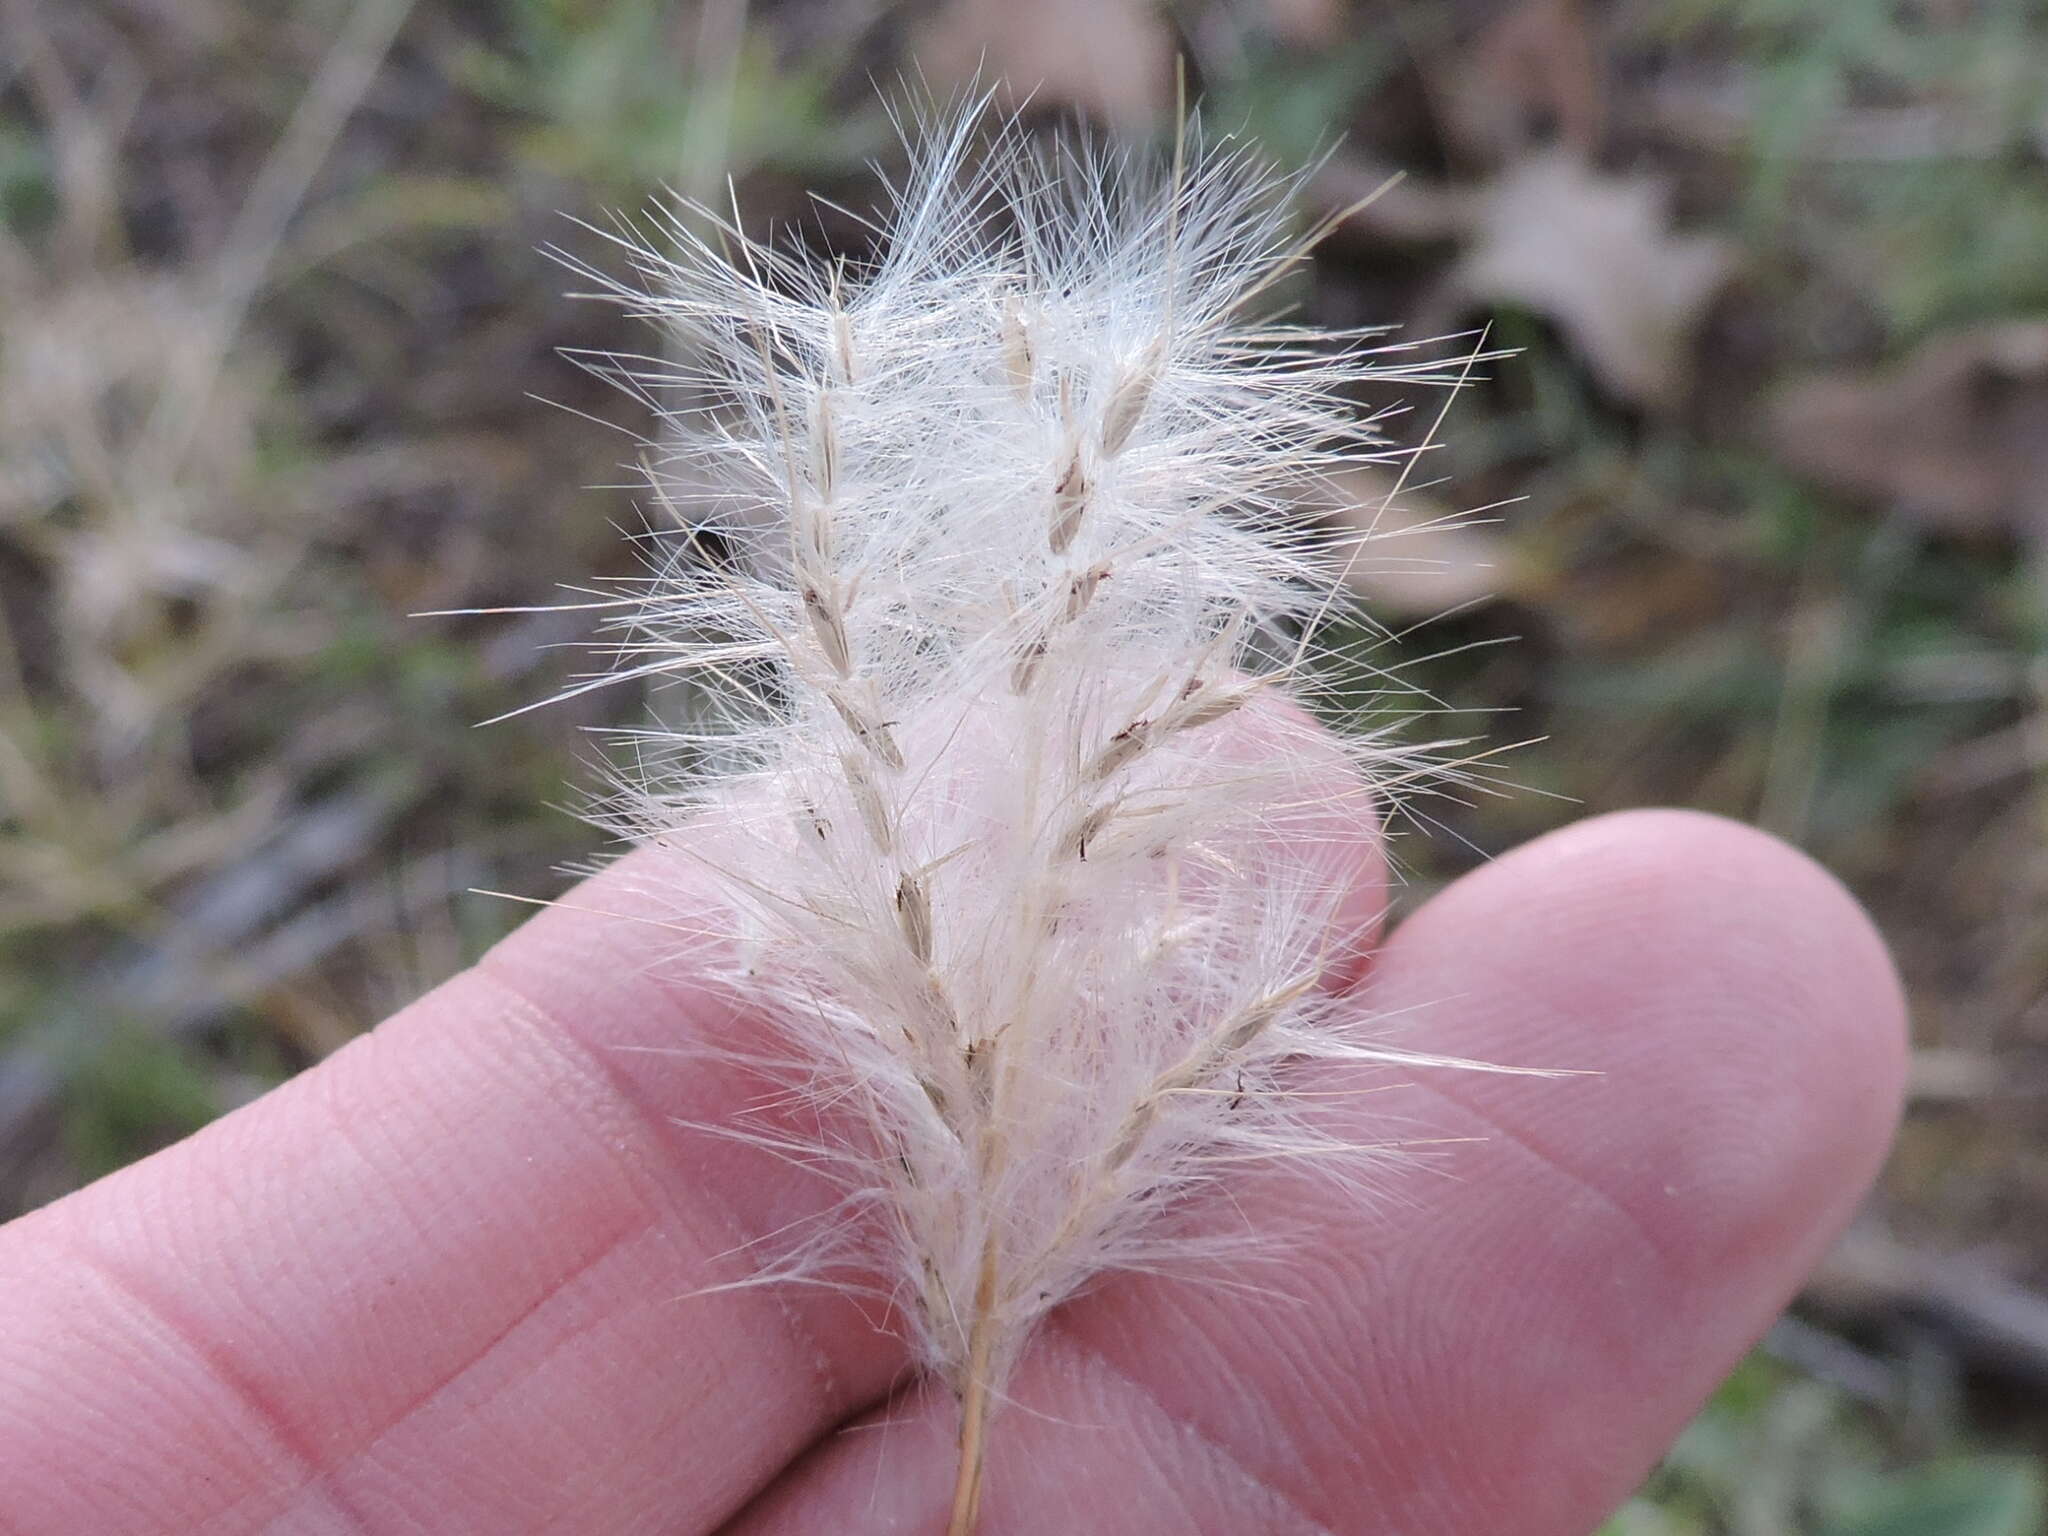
[541,100,1514,1531]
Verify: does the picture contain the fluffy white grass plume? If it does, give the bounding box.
[544,104,1514,1532]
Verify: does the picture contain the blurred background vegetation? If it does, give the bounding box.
[3,0,2047,1528]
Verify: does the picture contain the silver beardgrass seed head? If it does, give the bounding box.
[545,97,1526,1533]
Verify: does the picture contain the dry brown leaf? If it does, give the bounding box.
[911,0,1175,133]
[1259,0,1346,47]
[912,0,1343,131]
[1437,149,1733,412]
[1438,0,1605,166]
[1324,467,1509,619]
[1771,321,2048,541]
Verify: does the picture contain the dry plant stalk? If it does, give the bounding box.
[550,103,1507,1532]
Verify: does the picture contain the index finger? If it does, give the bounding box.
[0,715,1385,1535]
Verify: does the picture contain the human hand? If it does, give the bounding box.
[0,803,1904,1534]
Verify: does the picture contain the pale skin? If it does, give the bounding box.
[0,784,1906,1533]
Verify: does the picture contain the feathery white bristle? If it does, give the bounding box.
[550,101,1510,1530]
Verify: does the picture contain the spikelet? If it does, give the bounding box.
[551,102,1506,1532]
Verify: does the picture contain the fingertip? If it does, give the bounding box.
[1382,805,1908,1301]
[1518,806,1905,1162]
